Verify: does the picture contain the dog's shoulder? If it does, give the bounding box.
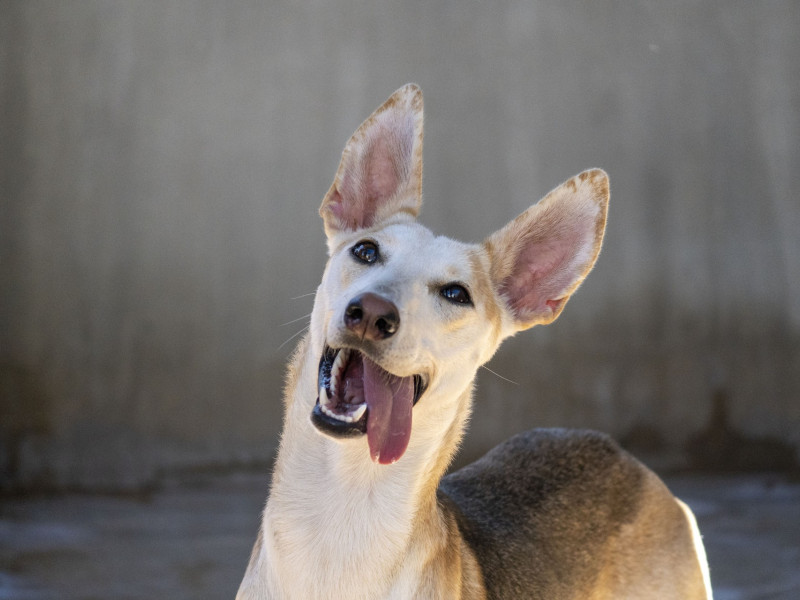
[437,428,658,598]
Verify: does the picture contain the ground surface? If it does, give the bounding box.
[1,472,798,599]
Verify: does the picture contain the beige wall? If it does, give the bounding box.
[2,1,799,490]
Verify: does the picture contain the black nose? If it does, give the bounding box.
[344,293,400,341]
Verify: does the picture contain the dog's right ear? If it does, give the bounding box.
[320,84,424,242]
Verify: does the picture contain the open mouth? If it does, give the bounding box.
[312,345,426,464]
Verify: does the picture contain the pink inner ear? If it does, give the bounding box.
[366,134,408,204]
[326,187,373,232]
[328,112,415,232]
[329,163,380,232]
[500,231,582,322]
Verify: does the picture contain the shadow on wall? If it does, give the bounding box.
[685,389,798,473]
[0,359,287,495]
[622,388,799,474]
[0,364,52,492]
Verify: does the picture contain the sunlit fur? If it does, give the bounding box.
[237,85,712,600]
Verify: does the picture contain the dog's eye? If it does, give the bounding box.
[440,283,472,306]
[351,240,380,264]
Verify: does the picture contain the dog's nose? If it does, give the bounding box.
[344,293,400,341]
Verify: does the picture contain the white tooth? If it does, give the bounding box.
[321,402,352,423]
[329,355,336,396]
[330,349,348,398]
[351,404,367,421]
[319,386,329,407]
[335,350,347,374]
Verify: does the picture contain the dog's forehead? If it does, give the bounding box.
[379,223,478,278]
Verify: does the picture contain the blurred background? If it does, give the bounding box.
[3,3,800,598]
[2,1,799,493]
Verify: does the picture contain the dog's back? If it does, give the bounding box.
[439,429,711,599]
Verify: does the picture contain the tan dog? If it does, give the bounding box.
[236,84,712,599]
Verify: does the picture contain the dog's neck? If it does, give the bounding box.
[250,335,476,599]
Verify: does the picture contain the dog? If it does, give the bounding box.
[236,84,712,599]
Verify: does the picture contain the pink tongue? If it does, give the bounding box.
[363,358,414,465]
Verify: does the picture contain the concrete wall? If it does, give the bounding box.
[2,0,798,490]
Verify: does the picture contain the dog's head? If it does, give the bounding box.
[309,84,609,465]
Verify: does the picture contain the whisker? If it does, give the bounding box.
[290,291,317,300]
[278,324,310,350]
[279,313,312,327]
[480,365,519,386]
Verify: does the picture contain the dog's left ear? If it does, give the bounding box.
[485,169,609,331]
[320,84,424,241]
